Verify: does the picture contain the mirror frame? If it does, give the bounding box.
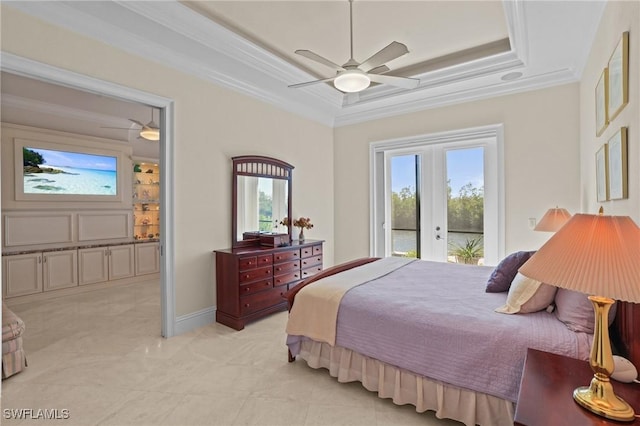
[232,155,293,248]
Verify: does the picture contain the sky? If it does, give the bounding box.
[391,147,484,195]
[30,147,117,171]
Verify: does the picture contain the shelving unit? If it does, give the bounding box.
[132,160,160,241]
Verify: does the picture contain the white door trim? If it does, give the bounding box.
[1,52,177,337]
[369,124,505,265]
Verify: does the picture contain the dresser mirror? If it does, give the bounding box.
[232,155,293,248]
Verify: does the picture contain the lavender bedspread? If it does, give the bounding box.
[288,259,592,402]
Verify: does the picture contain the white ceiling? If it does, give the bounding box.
[2,0,606,129]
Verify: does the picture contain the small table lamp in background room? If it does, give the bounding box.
[520,207,640,422]
[534,207,572,232]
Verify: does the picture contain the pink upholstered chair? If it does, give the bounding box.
[2,303,27,379]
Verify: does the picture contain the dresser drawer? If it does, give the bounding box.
[257,254,273,267]
[274,271,301,287]
[301,255,322,269]
[300,246,314,258]
[274,259,300,275]
[313,245,322,255]
[240,279,273,296]
[239,265,272,284]
[238,256,258,271]
[273,250,300,263]
[301,265,322,279]
[240,286,286,316]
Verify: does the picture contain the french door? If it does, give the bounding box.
[371,125,504,266]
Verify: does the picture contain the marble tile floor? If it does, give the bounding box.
[1,280,461,426]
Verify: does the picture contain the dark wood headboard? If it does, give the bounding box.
[611,302,640,368]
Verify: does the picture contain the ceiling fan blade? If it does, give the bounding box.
[295,50,344,71]
[360,41,409,72]
[368,65,390,75]
[288,76,336,89]
[368,73,420,90]
[129,119,145,127]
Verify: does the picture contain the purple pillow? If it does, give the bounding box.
[485,251,536,293]
[554,288,617,334]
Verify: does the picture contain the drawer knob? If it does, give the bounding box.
[265,282,270,286]
[244,287,250,292]
[266,270,271,275]
[244,275,250,279]
[244,303,250,308]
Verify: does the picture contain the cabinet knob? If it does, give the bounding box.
[293,253,298,257]
[264,282,270,287]
[244,287,250,292]
[245,274,250,279]
[265,270,271,275]
[244,303,250,308]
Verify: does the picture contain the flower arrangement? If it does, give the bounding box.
[280,217,314,241]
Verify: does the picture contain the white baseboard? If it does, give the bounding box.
[174,305,216,335]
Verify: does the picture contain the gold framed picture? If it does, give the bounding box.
[607,31,629,122]
[595,67,608,136]
[607,127,628,200]
[596,144,609,202]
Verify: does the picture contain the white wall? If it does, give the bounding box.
[0,6,335,319]
[333,84,581,264]
[579,1,639,223]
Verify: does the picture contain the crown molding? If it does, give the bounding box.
[1,93,130,128]
[334,68,577,127]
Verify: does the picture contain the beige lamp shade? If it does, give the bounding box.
[534,207,572,232]
[520,213,640,303]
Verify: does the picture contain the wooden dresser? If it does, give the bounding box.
[214,239,323,330]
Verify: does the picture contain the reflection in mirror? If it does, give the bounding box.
[237,176,288,239]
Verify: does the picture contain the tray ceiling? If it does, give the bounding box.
[2,1,606,127]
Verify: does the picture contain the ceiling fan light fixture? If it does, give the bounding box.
[334,69,371,93]
[139,127,160,141]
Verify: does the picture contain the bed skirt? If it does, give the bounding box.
[297,339,515,426]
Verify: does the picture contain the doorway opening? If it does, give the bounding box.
[1,53,175,337]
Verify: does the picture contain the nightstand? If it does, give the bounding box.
[515,348,640,425]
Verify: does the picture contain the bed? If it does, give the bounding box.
[283,256,640,426]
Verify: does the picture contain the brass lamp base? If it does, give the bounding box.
[574,379,635,422]
[574,296,636,422]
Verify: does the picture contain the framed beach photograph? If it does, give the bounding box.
[595,67,608,136]
[607,127,628,200]
[607,31,629,122]
[596,144,609,202]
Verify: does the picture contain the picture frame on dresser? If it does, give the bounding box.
[607,127,628,200]
[607,31,629,122]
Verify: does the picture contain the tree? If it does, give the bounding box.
[23,148,45,167]
[391,186,417,230]
[447,182,484,233]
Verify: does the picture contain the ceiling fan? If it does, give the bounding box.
[289,0,420,93]
[102,108,160,141]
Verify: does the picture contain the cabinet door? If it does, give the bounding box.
[78,247,109,285]
[135,242,160,275]
[109,244,135,280]
[3,253,43,297]
[43,249,78,291]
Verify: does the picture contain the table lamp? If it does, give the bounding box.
[519,208,640,421]
[534,207,572,232]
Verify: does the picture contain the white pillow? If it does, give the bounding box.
[495,273,557,314]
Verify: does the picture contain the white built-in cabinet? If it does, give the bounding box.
[135,242,160,275]
[3,249,78,298]
[78,244,135,285]
[3,242,159,299]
